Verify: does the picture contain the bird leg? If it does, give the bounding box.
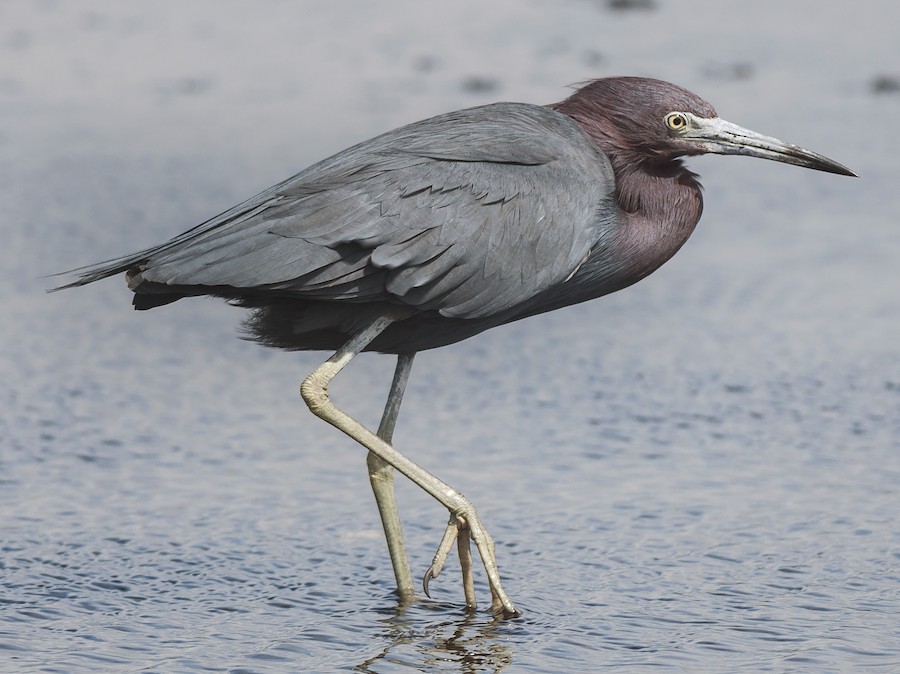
[367,352,416,601]
[300,315,519,617]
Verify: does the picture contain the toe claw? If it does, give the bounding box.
[422,567,435,598]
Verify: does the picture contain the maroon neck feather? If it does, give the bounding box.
[551,82,706,286]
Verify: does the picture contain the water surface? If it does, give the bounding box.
[2,1,899,671]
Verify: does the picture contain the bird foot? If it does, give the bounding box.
[423,515,475,607]
[422,511,519,618]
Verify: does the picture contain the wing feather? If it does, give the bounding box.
[56,102,618,320]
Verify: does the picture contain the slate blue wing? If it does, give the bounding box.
[55,102,618,320]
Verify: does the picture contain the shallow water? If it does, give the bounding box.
[2,1,899,671]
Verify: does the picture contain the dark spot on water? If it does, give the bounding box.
[871,75,900,94]
[797,603,837,612]
[633,414,665,424]
[777,566,808,574]
[211,605,249,613]
[461,76,499,94]
[703,62,754,82]
[412,55,438,73]
[156,76,214,100]
[606,0,656,11]
[583,49,604,67]
[0,597,27,606]
[697,640,740,652]
[768,582,804,592]
[91,580,130,592]
[223,575,248,583]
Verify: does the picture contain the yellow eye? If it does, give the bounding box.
[665,112,688,131]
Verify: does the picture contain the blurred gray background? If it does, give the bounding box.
[2,1,898,672]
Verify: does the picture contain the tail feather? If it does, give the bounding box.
[47,249,152,292]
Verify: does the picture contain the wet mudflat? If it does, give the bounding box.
[2,1,899,671]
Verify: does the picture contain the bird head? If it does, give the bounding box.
[554,77,855,176]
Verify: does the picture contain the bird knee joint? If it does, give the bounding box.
[300,371,331,413]
[450,495,474,520]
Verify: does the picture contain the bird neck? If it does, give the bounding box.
[547,100,705,300]
[550,100,703,241]
[613,154,703,225]
[608,155,704,285]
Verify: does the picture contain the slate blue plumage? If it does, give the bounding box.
[58,79,851,357]
[55,77,854,615]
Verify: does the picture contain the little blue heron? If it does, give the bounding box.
[54,77,854,617]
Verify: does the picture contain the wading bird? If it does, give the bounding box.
[55,77,854,618]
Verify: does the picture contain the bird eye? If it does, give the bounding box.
[665,112,688,132]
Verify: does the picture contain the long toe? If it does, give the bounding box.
[458,508,519,617]
[423,516,460,597]
[456,519,476,609]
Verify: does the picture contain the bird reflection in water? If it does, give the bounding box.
[355,605,513,673]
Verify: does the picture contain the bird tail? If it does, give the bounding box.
[47,246,190,309]
[47,248,150,292]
